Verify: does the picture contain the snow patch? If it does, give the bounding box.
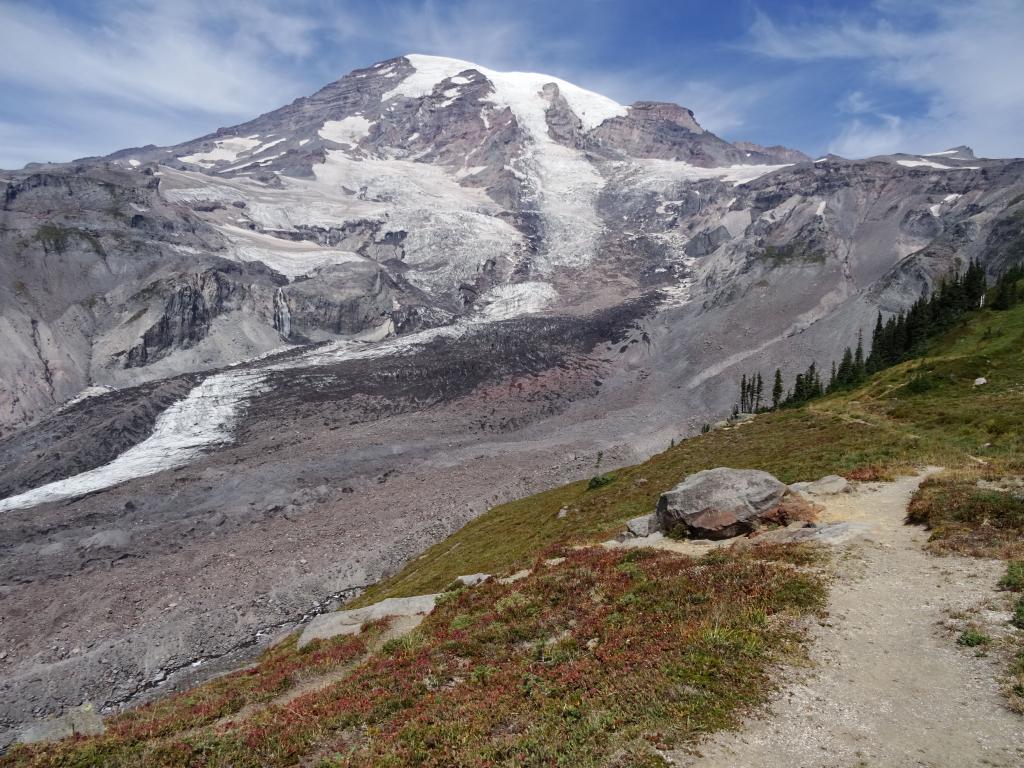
[60,385,117,410]
[179,136,261,166]
[897,158,979,170]
[319,116,373,145]
[218,224,365,279]
[128,159,140,168]
[253,137,287,153]
[624,159,790,188]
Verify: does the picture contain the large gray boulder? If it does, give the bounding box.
[656,468,788,540]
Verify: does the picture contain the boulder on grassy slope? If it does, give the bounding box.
[656,468,788,540]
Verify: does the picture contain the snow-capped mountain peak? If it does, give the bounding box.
[382,53,628,133]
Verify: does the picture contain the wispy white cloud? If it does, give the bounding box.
[838,91,874,115]
[0,0,338,167]
[0,1,311,116]
[381,0,540,69]
[746,1,1024,158]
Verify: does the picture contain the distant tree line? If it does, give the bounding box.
[734,259,1022,414]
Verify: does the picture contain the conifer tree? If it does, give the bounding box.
[854,330,865,381]
[772,368,783,409]
[867,312,884,372]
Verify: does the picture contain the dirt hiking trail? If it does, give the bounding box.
[672,469,1024,768]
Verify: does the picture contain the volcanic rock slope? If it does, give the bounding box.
[2,54,1024,744]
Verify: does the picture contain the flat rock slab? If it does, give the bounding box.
[298,594,438,649]
[18,704,104,745]
[791,474,850,496]
[455,573,491,587]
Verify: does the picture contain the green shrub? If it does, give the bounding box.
[957,628,991,647]
[906,373,938,394]
[587,473,615,490]
[1012,597,1024,630]
[999,560,1024,592]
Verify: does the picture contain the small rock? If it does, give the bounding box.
[455,573,490,587]
[79,529,130,551]
[624,513,660,538]
[497,569,531,585]
[556,507,568,519]
[974,377,987,387]
[801,475,850,496]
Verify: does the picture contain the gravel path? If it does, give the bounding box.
[672,469,1024,768]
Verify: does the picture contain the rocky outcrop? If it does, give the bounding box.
[125,270,245,367]
[588,101,802,166]
[542,83,584,147]
[16,703,103,745]
[283,262,397,339]
[297,594,438,649]
[732,141,811,164]
[656,468,788,539]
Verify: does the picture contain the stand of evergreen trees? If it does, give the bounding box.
[738,372,765,413]
[734,259,1022,415]
[865,258,987,372]
[992,263,1024,310]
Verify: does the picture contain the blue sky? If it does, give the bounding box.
[1,0,1022,168]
